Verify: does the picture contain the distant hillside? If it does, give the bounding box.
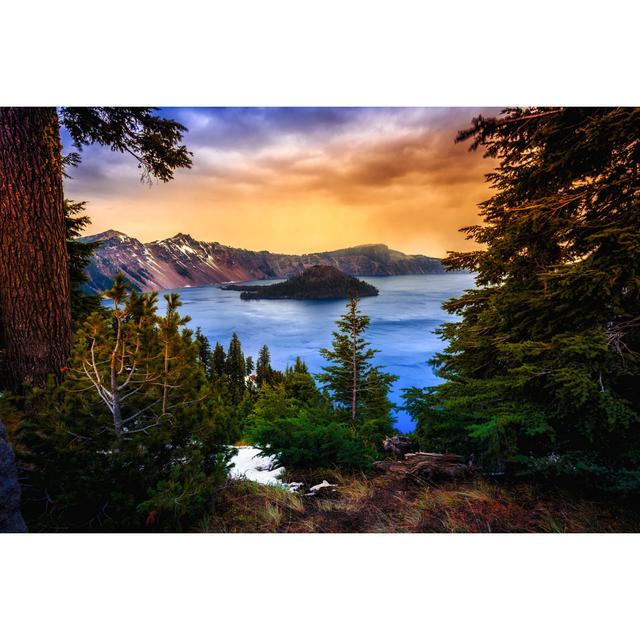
[81,230,445,293]
[224,265,379,300]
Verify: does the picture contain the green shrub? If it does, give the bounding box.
[246,383,374,471]
[248,408,374,471]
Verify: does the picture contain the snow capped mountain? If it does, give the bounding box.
[81,230,444,293]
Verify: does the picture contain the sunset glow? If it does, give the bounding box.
[63,107,500,257]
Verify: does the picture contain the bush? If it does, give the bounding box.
[512,451,640,498]
[246,384,374,471]
[14,373,233,532]
[248,409,374,471]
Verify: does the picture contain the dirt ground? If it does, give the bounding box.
[205,468,640,533]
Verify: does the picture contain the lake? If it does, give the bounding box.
[159,272,475,432]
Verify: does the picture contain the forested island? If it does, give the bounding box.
[222,265,379,300]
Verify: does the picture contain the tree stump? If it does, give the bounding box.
[374,452,472,484]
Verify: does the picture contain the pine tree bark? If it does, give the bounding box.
[0,108,72,389]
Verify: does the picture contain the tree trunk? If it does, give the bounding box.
[351,323,357,422]
[111,364,124,437]
[0,108,72,389]
[162,336,169,415]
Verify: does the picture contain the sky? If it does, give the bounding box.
[63,107,501,258]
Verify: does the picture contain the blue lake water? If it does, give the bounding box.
[158,272,475,432]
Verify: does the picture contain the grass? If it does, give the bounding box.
[207,479,305,532]
[205,470,640,533]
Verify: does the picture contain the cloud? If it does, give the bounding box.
[62,107,500,256]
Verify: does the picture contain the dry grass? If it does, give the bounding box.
[205,472,640,533]
[206,479,305,533]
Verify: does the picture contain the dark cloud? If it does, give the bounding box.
[164,107,366,150]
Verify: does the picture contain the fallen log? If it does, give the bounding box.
[374,452,473,483]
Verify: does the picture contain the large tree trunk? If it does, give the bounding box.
[0,108,72,389]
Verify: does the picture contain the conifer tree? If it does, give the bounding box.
[292,356,308,374]
[284,356,321,406]
[0,198,100,389]
[318,296,395,425]
[256,344,274,387]
[408,108,640,488]
[74,274,164,436]
[65,199,101,323]
[18,276,233,531]
[225,333,246,402]
[159,293,191,415]
[245,356,254,375]
[212,342,226,376]
[361,368,397,446]
[194,328,213,378]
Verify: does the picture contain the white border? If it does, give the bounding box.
[2,533,638,639]
[2,0,639,106]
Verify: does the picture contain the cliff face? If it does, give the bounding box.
[81,230,444,293]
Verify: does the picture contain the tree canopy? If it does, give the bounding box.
[406,108,640,493]
[60,107,192,182]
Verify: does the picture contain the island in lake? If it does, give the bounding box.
[222,265,379,300]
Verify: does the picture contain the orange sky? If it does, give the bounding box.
[63,108,499,258]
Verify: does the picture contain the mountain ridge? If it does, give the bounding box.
[81,229,445,293]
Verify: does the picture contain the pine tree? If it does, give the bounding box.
[159,293,191,415]
[0,198,101,389]
[245,356,254,374]
[18,277,233,531]
[212,342,226,376]
[74,274,163,436]
[247,383,373,471]
[361,368,398,447]
[194,328,213,378]
[407,108,640,488]
[256,344,274,387]
[65,199,101,323]
[0,109,71,389]
[292,356,308,374]
[317,296,394,425]
[284,356,321,406]
[225,333,246,402]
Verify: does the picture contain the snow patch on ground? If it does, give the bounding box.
[228,446,302,492]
